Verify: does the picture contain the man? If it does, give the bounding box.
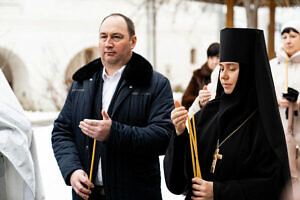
[52,13,174,200]
[181,42,219,110]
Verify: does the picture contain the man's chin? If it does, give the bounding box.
[103,56,115,61]
[103,58,118,65]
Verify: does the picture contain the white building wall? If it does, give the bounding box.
[0,0,221,111]
[3,1,298,111]
[154,2,221,88]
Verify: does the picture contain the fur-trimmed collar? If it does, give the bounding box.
[72,52,153,87]
[193,62,212,77]
[276,48,300,63]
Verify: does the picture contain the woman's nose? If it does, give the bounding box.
[220,70,228,79]
[285,37,292,44]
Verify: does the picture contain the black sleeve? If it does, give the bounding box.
[51,83,84,185]
[163,130,189,195]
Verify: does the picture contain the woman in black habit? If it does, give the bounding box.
[164,28,291,200]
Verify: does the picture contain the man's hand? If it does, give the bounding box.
[191,177,213,200]
[79,109,112,141]
[70,169,94,199]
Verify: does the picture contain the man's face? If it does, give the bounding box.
[282,30,300,57]
[99,16,136,67]
[207,55,220,71]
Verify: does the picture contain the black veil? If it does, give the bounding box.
[202,28,290,185]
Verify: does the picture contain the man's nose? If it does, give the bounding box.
[105,38,113,47]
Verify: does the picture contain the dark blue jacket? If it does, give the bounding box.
[52,52,174,200]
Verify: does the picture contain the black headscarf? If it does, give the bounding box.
[198,28,290,183]
[215,29,258,140]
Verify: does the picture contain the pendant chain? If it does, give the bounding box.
[217,109,257,148]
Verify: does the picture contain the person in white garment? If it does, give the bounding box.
[270,21,300,185]
[0,69,44,200]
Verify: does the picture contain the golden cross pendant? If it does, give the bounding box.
[210,141,223,173]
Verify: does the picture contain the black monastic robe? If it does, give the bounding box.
[164,107,283,200]
[164,28,290,200]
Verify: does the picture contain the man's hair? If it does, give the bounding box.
[281,27,299,35]
[100,13,135,37]
[207,42,220,58]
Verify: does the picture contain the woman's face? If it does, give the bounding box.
[282,30,300,57]
[219,62,240,94]
[207,55,220,71]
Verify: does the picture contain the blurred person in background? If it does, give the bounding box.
[181,42,220,110]
[187,64,219,116]
[270,21,300,186]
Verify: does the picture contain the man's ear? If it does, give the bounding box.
[130,35,137,49]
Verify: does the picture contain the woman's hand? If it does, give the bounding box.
[191,177,213,200]
[171,106,188,136]
[278,96,290,108]
[198,89,211,108]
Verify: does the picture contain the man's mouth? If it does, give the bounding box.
[105,51,116,56]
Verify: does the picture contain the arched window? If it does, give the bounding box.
[0,55,13,89]
[65,47,100,90]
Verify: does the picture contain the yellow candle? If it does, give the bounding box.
[286,56,288,92]
[86,139,97,200]
[187,115,202,178]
